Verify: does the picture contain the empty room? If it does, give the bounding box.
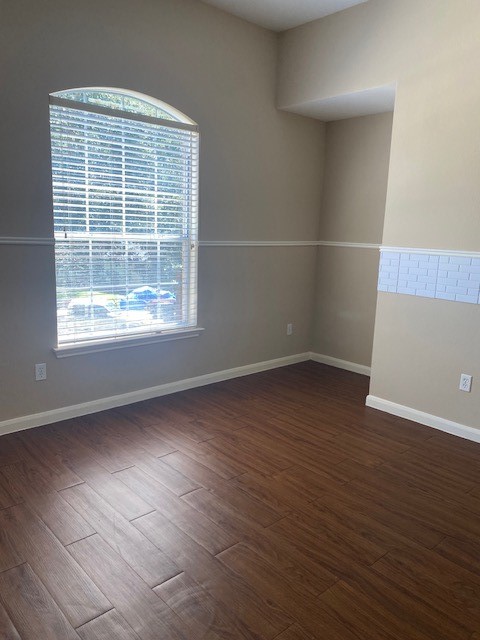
[1,0,480,638]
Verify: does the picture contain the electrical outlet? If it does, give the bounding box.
[286,323,293,336]
[35,363,47,381]
[459,373,472,393]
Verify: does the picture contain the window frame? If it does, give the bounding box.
[49,88,201,356]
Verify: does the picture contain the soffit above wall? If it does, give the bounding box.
[283,85,396,122]
[199,0,369,32]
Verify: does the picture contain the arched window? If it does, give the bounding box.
[49,88,199,348]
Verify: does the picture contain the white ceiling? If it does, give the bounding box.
[200,0,368,32]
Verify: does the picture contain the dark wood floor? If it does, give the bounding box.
[1,362,480,639]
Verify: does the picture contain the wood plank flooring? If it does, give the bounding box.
[1,361,480,639]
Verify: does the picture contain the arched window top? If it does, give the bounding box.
[51,87,196,125]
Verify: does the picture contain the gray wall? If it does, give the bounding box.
[0,0,324,421]
[313,113,393,367]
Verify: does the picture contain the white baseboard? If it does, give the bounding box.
[0,352,310,438]
[366,395,480,443]
[4,352,478,446]
[309,352,371,377]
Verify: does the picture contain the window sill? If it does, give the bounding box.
[53,327,204,358]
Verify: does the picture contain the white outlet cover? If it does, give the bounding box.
[35,363,47,381]
[459,373,472,393]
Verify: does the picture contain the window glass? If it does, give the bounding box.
[50,88,199,345]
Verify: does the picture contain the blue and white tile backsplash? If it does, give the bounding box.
[378,250,480,304]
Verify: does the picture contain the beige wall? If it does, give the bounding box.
[0,0,324,421]
[280,0,480,428]
[372,294,480,427]
[319,113,393,245]
[313,113,392,367]
[279,0,480,251]
[313,247,380,367]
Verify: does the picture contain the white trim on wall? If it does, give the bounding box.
[0,353,310,437]
[0,237,54,246]
[366,395,480,443]
[200,240,379,248]
[317,241,380,249]
[198,240,319,246]
[381,245,480,258]
[5,240,480,253]
[0,237,381,249]
[310,352,371,376]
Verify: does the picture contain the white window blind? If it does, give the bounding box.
[49,89,199,346]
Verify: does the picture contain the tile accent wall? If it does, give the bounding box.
[378,251,480,304]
